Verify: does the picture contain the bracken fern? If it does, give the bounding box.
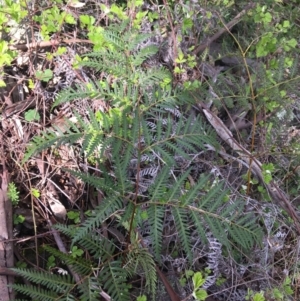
[15,20,263,301]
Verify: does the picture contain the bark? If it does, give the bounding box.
[0,158,14,300]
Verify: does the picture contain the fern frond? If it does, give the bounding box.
[226,212,263,249]
[146,204,164,261]
[79,233,116,261]
[52,83,93,108]
[190,210,208,244]
[65,168,125,196]
[125,247,157,297]
[84,49,129,76]
[11,284,59,301]
[11,268,74,293]
[127,32,154,52]
[157,174,263,250]
[23,126,82,162]
[77,276,101,301]
[101,261,130,301]
[172,207,193,261]
[186,198,263,250]
[56,293,76,301]
[138,67,171,87]
[113,140,134,193]
[146,168,171,201]
[195,182,227,211]
[43,245,92,275]
[53,78,138,109]
[180,173,212,206]
[166,169,192,203]
[203,213,230,247]
[102,29,126,50]
[72,196,124,243]
[142,114,217,166]
[54,223,77,237]
[132,44,159,66]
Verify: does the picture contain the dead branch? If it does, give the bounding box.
[202,108,300,234]
[193,2,256,56]
[8,38,93,51]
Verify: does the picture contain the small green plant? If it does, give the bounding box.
[179,269,194,286]
[245,276,294,301]
[69,246,84,258]
[245,290,265,301]
[192,272,208,300]
[35,69,53,83]
[215,276,226,286]
[7,182,19,205]
[46,255,56,270]
[30,188,40,198]
[261,163,275,185]
[33,5,76,40]
[16,261,27,269]
[174,50,187,74]
[0,0,27,86]
[0,41,17,86]
[174,50,197,74]
[13,214,25,225]
[67,211,80,224]
[25,109,40,122]
[271,276,293,300]
[79,14,95,30]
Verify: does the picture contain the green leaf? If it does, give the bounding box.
[25,109,40,122]
[252,292,265,301]
[175,51,186,64]
[35,69,53,82]
[282,20,290,28]
[193,289,208,300]
[284,285,293,295]
[46,255,56,270]
[286,38,297,49]
[137,295,147,301]
[28,79,34,89]
[13,214,25,225]
[8,182,19,205]
[80,15,95,28]
[110,4,128,20]
[0,40,8,53]
[283,276,291,286]
[31,188,40,198]
[256,33,277,57]
[65,13,76,24]
[186,270,194,277]
[55,47,67,56]
[67,211,80,223]
[262,12,272,24]
[70,246,84,258]
[192,272,205,289]
[182,18,193,33]
[261,163,274,184]
[272,288,283,299]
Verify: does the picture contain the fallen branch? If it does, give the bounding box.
[193,2,256,56]
[202,108,300,234]
[8,38,93,51]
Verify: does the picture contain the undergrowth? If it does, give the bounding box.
[6,1,300,301]
[13,20,264,301]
